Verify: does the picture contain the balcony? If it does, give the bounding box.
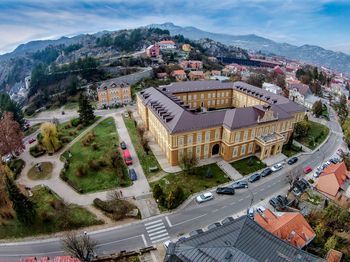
[255,132,285,146]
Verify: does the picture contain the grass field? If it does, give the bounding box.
[295,121,329,150]
[123,116,160,177]
[62,117,131,193]
[230,156,266,176]
[150,163,230,209]
[282,144,303,157]
[0,186,102,239]
[27,162,53,180]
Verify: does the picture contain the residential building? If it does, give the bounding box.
[188,71,205,81]
[287,82,317,109]
[24,75,31,90]
[145,44,160,58]
[316,162,349,198]
[137,80,305,166]
[262,82,283,95]
[255,209,316,249]
[273,65,284,75]
[179,60,203,70]
[158,40,176,50]
[326,249,343,262]
[181,44,191,52]
[97,80,131,108]
[157,72,168,80]
[211,70,221,76]
[171,70,187,81]
[164,216,323,261]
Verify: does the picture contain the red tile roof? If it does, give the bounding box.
[326,249,343,262]
[255,209,316,248]
[316,162,349,197]
[158,40,175,45]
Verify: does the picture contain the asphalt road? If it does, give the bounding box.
[0,109,345,260]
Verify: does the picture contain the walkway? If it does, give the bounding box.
[217,160,243,180]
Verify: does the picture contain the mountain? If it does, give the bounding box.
[147,23,350,76]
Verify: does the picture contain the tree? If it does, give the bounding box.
[294,120,310,138]
[0,112,24,157]
[152,184,164,200]
[342,119,350,146]
[78,94,95,126]
[165,191,176,209]
[0,93,24,127]
[179,154,198,175]
[334,94,348,124]
[62,232,98,262]
[324,235,337,252]
[40,122,61,153]
[173,186,185,207]
[5,175,36,225]
[312,100,323,117]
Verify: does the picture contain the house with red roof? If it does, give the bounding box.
[255,208,316,249]
[158,40,176,50]
[145,44,160,58]
[316,162,349,198]
[179,60,203,70]
[188,71,205,81]
[273,65,284,75]
[171,70,187,81]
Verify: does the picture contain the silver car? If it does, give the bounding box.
[196,192,214,203]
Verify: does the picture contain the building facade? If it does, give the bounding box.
[137,81,305,166]
[97,81,131,108]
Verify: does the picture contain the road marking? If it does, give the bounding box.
[150,232,169,241]
[148,229,167,237]
[238,198,243,202]
[151,236,170,244]
[97,235,143,247]
[172,213,208,227]
[144,219,162,227]
[145,222,163,230]
[147,225,165,233]
[165,216,172,227]
[212,209,218,212]
[141,234,148,247]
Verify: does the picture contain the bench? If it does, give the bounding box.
[149,166,159,172]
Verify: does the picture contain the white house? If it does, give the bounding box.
[287,82,317,109]
[262,82,283,95]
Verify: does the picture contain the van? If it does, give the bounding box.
[123,149,133,165]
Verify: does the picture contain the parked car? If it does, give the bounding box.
[271,163,284,172]
[261,168,273,177]
[276,195,288,207]
[303,166,313,174]
[28,138,36,144]
[222,216,235,224]
[208,222,221,230]
[196,192,214,203]
[287,157,298,165]
[231,181,248,189]
[330,157,339,164]
[189,229,204,236]
[292,187,302,197]
[248,173,261,183]
[123,112,129,118]
[269,197,281,209]
[313,170,322,178]
[1,154,12,163]
[128,168,137,181]
[164,240,172,249]
[256,206,266,214]
[216,187,235,195]
[123,149,133,165]
[120,141,127,150]
[247,208,254,219]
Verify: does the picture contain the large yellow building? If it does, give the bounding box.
[137,81,305,166]
[97,80,131,108]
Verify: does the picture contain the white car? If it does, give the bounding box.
[196,192,214,203]
[164,240,172,249]
[271,163,284,172]
[256,206,266,214]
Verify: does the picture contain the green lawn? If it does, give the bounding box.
[150,163,230,209]
[61,117,131,193]
[27,162,53,180]
[123,116,160,177]
[230,156,266,176]
[295,121,329,150]
[282,144,303,157]
[0,186,102,239]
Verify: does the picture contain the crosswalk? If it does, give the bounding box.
[144,219,170,244]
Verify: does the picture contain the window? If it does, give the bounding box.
[221,99,224,104]
[221,92,225,97]
[188,147,193,156]
[232,146,238,157]
[208,93,211,99]
[248,143,253,153]
[188,95,192,100]
[241,145,246,155]
[193,102,197,108]
[193,94,197,99]
[197,133,202,143]
[204,145,209,156]
[226,91,229,97]
[187,135,193,145]
[201,94,204,99]
[225,99,228,104]
[215,129,219,140]
[208,100,211,106]
[251,129,255,139]
[196,146,201,157]
[235,132,240,143]
[178,136,184,146]
[205,131,210,142]
[243,130,248,141]
[213,93,216,98]
[178,149,184,159]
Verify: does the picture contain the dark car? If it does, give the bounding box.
[248,173,261,183]
[294,178,309,192]
[269,197,281,209]
[261,168,273,177]
[276,195,288,206]
[208,222,221,230]
[28,138,36,144]
[189,229,204,237]
[287,157,298,165]
[222,216,235,224]
[128,168,137,181]
[120,141,127,150]
[216,187,235,195]
[231,181,248,189]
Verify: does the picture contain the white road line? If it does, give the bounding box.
[141,234,148,247]
[150,232,169,241]
[165,216,172,227]
[172,213,208,227]
[152,236,170,244]
[212,209,218,212]
[144,219,162,226]
[148,229,167,237]
[238,198,243,201]
[145,222,164,230]
[147,225,165,233]
[97,235,143,247]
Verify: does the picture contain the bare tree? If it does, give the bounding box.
[286,166,303,187]
[61,232,98,262]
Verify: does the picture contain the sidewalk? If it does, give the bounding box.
[217,160,243,180]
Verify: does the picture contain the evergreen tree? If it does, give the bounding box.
[5,176,36,225]
[312,100,323,117]
[78,94,95,126]
[0,93,24,127]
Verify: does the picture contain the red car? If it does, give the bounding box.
[303,166,313,174]
[28,138,36,144]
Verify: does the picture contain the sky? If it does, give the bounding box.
[1,0,350,54]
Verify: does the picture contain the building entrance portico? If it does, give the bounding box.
[255,133,285,160]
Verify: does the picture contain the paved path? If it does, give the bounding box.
[217,160,243,180]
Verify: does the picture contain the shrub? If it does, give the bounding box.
[50,199,65,210]
[69,131,75,136]
[88,160,101,171]
[29,145,46,157]
[76,165,86,177]
[40,212,54,223]
[8,159,25,178]
[71,118,80,127]
[81,131,95,146]
[98,158,108,167]
[60,169,68,181]
[64,123,72,129]
[92,143,99,150]
[60,136,71,144]
[308,179,315,184]
[76,124,84,130]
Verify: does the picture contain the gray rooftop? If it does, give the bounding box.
[164,216,324,262]
[138,81,304,134]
